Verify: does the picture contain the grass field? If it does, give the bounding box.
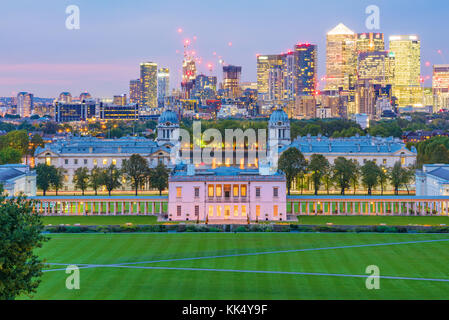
[40,215,449,226]
[25,233,449,300]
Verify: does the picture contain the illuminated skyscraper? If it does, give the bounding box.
[433,64,449,110]
[356,33,385,53]
[17,92,33,118]
[140,62,158,109]
[357,51,395,85]
[129,79,140,104]
[157,68,170,104]
[326,23,356,91]
[268,65,284,101]
[257,54,284,100]
[222,65,242,98]
[58,92,72,104]
[113,94,127,106]
[389,35,422,107]
[293,43,318,96]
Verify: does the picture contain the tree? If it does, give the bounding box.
[89,166,102,196]
[51,167,65,196]
[278,148,307,195]
[0,147,22,164]
[332,157,356,195]
[308,154,330,195]
[389,162,404,195]
[350,161,361,195]
[403,167,415,195]
[5,130,29,156]
[29,134,45,156]
[99,164,121,196]
[361,161,381,195]
[73,167,89,195]
[0,188,49,300]
[379,166,388,195]
[149,162,170,195]
[36,163,57,196]
[323,163,334,195]
[122,154,149,195]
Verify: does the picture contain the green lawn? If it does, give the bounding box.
[25,233,449,300]
[297,216,449,226]
[42,215,160,226]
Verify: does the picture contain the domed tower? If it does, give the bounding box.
[268,107,291,149]
[157,109,180,146]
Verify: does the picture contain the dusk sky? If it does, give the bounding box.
[1,0,448,98]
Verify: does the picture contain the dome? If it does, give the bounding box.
[158,110,179,125]
[269,108,289,125]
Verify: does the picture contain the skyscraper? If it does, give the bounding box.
[157,68,170,105]
[17,92,33,118]
[433,64,449,110]
[326,23,356,91]
[257,54,284,100]
[129,79,140,104]
[389,35,422,107]
[293,43,318,96]
[356,33,385,53]
[222,65,242,98]
[140,62,158,110]
[357,51,395,85]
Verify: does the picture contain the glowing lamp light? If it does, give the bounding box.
[228,42,232,46]
[425,61,431,67]
[177,28,183,33]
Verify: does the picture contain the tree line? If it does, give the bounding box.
[36,154,170,196]
[278,148,414,196]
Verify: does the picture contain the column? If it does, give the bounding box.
[122,202,125,215]
[144,202,148,215]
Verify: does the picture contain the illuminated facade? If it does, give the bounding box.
[293,43,318,96]
[356,33,385,53]
[99,104,138,120]
[140,62,158,109]
[157,68,170,104]
[129,79,140,104]
[17,92,33,118]
[433,64,449,110]
[113,94,127,106]
[257,54,283,100]
[222,65,242,98]
[326,23,356,91]
[357,51,395,85]
[58,92,72,104]
[389,35,422,107]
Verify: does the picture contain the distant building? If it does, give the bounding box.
[0,164,36,196]
[113,94,127,106]
[58,92,72,104]
[79,92,92,102]
[99,104,138,121]
[356,32,385,53]
[140,62,158,110]
[168,164,287,222]
[433,65,449,110]
[34,137,172,190]
[129,79,140,104]
[17,92,33,118]
[293,43,318,96]
[416,164,449,196]
[157,68,170,105]
[55,101,96,122]
[283,135,417,167]
[222,65,242,99]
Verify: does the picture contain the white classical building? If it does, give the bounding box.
[0,164,36,196]
[416,164,449,196]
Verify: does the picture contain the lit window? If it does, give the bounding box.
[112,159,117,165]
[208,185,214,197]
[241,185,247,197]
[217,206,222,217]
[233,185,239,197]
[45,157,51,166]
[103,159,108,165]
[383,159,387,165]
[216,185,222,197]
[242,205,247,217]
[224,206,230,217]
[234,205,239,217]
[401,157,405,165]
[93,159,98,166]
[176,187,182,198]
[273,205,278,217]
[256,205,261,217]
[208,206,214,217]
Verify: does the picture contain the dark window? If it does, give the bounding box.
[273,188,279,197]
[195,206,199,216]
[194,187,200,198]
[65,159,68,165]
[177,206,181,216]
[256,187,261,197]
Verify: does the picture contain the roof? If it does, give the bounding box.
[269,108,289,124]
[327,23,355,36]
[158,110,179,124]
[0,168,28,182]
[170,166,285,182]
[428,167,449,181]
[35,136,171,156]
[281,135,416,155]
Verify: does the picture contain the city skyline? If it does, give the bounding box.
[1,0,448,97]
